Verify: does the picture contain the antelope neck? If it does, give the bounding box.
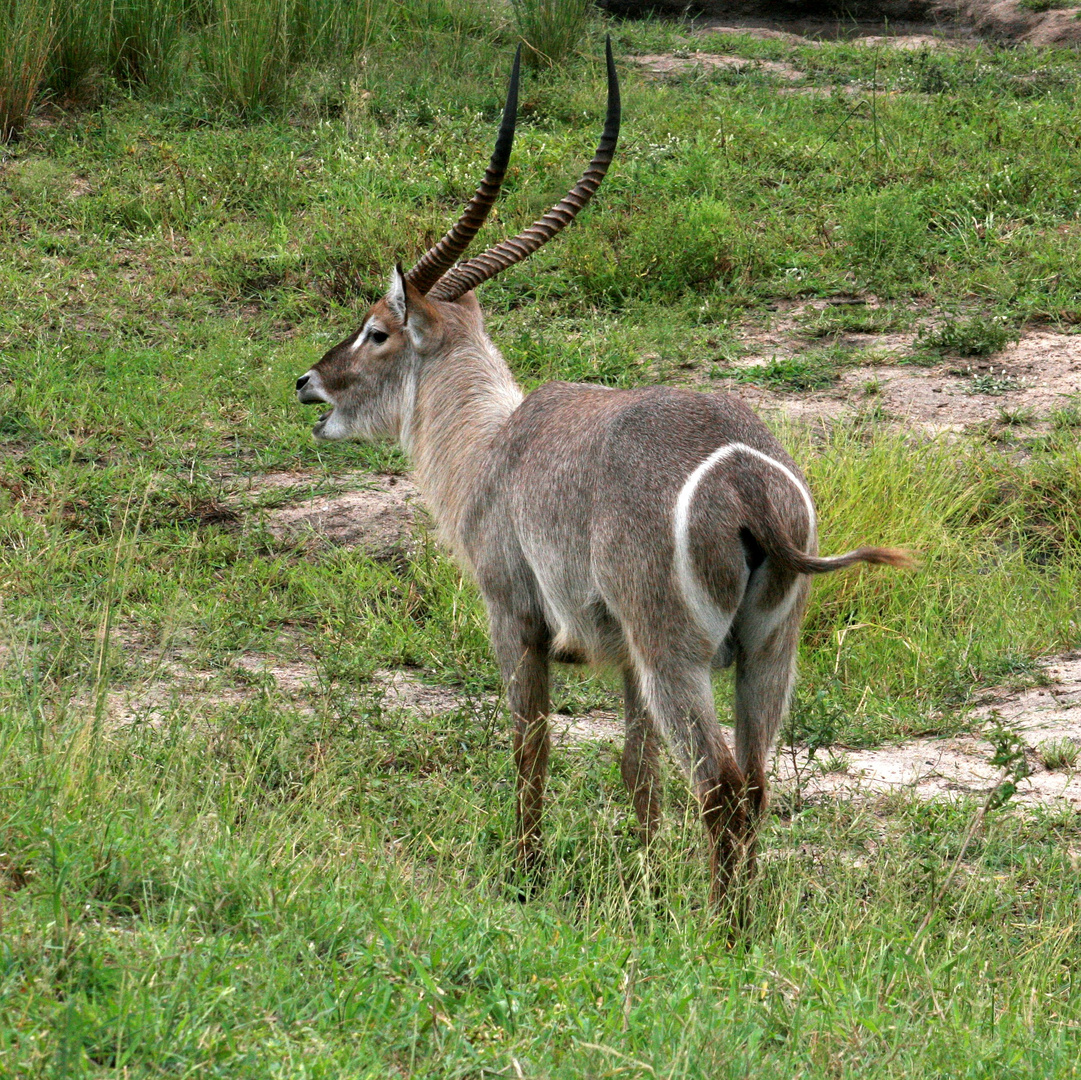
[409,342,523,552]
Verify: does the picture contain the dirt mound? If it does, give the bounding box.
[262,473,419,558]
[950,0,1081,47]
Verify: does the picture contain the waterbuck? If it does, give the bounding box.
[295,42,911,905]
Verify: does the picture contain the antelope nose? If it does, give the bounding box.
[296,375,310,391]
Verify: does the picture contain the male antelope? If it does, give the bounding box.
[295,42,911,905]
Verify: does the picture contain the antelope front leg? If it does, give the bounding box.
[496,632,551,876]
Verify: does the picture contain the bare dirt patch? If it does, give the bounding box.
[256,473,421,558]
[690,2,1081,48]
[57,630,1080,811]
[773,654,1081,811]
[373,668,482,717]
[724,320,1081,435]
[950,0,1081,47]
[628,52,805,80]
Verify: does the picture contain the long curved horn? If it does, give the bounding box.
[428,37,620,303]
[405,45,522,296]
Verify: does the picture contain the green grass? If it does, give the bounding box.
[0,0,55,141]
[1017,0,1075,11]
[916,314,1021,359]
[201,0,291,116]
[511,0,592,69]
[720,346,851,391]
[2,12,1081,1076]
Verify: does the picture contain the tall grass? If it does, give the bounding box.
[289,0,389,64]
[2,0,505,124]
[46,0,104,98]
[201,0,291,116]
[0,0,55,142]
[510,0,592,68]
[108,0,187,89]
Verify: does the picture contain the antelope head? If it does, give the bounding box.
[295,40,620,445]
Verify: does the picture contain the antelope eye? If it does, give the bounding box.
[370,329,389,345]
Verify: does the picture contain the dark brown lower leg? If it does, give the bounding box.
[506,646,550,874]
[621,667,662,845]
[699,765,749,907]
[739,763,769,879]
[633,661,748,907]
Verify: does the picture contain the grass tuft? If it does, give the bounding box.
[1038,738,1080,771]
[0,0,55,142]
[917,315,1020,358]
[510,0,592,69]
[722,346,849,392]
[108,0,186,89]
[201,0,291,116]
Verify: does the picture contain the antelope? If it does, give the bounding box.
[295,41,911,906]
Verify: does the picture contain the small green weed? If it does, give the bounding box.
[799,304,906,338]
[722,347,847,392]
[1017,0,1074,11]
[1038,738,1080,771]
[997,405,1035,425]
[966,367,1023,396]
[917,315,1019,358]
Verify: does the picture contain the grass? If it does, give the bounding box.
[0,0,55,141]
[511,0,593,68]
[720,345,852,391]
[1017,0,1076,11]
[916,315,1021,359]
[798,304,909,338]
[1038,738,1080,770]
[201,0,291,116]
[108,0,187,90]
[2,11,1081,1076]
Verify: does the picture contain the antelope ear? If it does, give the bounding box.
[387,263,408,322]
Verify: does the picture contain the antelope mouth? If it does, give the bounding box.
[311,407,344,441]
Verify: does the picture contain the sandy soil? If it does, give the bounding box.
[628,52,806,80]
[725,320,1081,436]
[42,619,1078,811]
[256,473,421,559]
[689,2,1081,48]
[773,655,1081,811]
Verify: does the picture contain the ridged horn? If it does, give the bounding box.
[404,45,522,295]
[428,36,620,303]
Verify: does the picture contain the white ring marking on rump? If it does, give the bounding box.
[672,442,815,642]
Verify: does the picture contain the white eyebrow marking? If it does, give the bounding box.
[349,318,373,354]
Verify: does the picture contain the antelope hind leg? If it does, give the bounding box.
[636,661,748,908]
[732,583,806,882]
[621,666,662,846]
